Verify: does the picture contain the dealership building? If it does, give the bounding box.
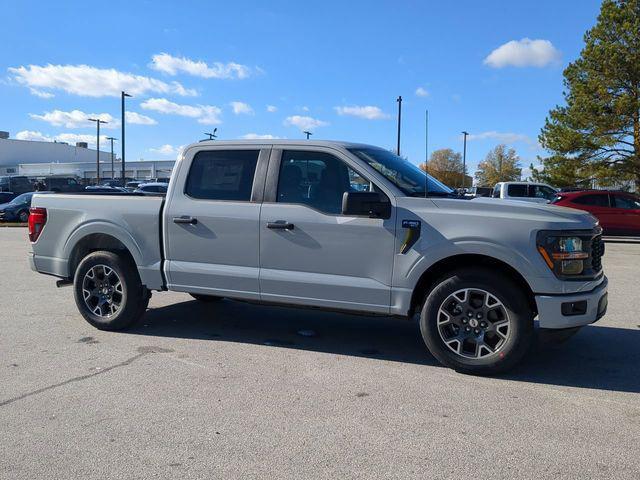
[0,132,174,181]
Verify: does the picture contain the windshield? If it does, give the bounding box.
[9,192,33,205]
[348,147,453,196]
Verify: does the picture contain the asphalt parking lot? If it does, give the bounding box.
[1,228,639,479]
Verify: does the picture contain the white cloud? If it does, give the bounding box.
[150,144,181,155]
[230,101,254,115]
[29,88,54,99]
[9,64,196,97]
[484,38,561,68]
[415,87,429,97]
[334,105,389,120]
[466,131,532,144]
[283,115,329,131]
[29,109,117,129]
[301,106,310,112]
[15,130,52,142]
[125,111,157,125]
[141,97,222,125]
[266,105,277,113]
[14,130,108,146]
[150,53,252,79]
[241,133,279,139]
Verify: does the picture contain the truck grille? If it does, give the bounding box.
[590,234,603,272]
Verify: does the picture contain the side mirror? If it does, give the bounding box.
[342,191,391,219]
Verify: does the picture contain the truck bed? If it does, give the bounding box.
[30,193,165,290]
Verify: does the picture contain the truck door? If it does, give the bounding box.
[163,147,269,300]
[259,148,396,313]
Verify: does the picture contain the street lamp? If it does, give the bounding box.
[106,137,117,180]
[396,96,402,156]
[303,131,312,139]
[121,91,131,186]
[461,131,469,189]
[88,118,108,184]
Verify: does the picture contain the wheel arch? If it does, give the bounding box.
[68,232,137,280]
[409,254,537,318]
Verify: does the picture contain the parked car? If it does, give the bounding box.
[40,176,84,193]
[0,176,33,194]
[0,192,17,204]
[85,185,129,193]
[134,182,168,195]
[125,181,143,191]
[465,186,492,198]
[0,191,52,222]
[553,190,640,235]
[101,180,125,188]
[492,182,558,203]
[28,140,607,375]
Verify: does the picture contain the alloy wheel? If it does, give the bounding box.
[82,265,124,317]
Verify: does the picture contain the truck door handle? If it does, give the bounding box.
[173,216,198,225]
[267,221,294,230]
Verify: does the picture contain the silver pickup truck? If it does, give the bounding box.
[29,140,608,374]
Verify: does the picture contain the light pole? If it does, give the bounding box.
[396,96,402,156]
[121,91,131,186]
[461,131,469,189]
[425,109,429,197]
[89,118,108,184]
[303,131,312,140]
[106,137,117,180]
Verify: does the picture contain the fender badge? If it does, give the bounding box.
[402,219,421,229]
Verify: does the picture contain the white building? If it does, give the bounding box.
[0,133,174,180]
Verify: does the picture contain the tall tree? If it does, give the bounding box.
[538,0,640,189]
[419,148,468,187]
[475,144,522,186]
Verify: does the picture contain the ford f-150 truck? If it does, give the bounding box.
[29,140,608,374]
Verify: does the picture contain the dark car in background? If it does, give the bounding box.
[0,192,17,204]
[40,176,84,193]
[0,176,33,194]
[553,190,640,235]
[0,191,53,222]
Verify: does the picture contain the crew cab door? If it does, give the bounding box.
[259,147,396,313]
[163,146,269,300]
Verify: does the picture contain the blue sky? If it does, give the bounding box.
[0,0,602,176]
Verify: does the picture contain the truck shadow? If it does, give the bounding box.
[130,298,640,394]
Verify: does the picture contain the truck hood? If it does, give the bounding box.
[399,196,598,231]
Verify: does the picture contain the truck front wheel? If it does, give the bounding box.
[419,268,534,375]
[73,251,149,331]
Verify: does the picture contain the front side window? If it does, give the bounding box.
[492,185,501,198]
[613,194,640,210]
[348,147,452,196]
[531,185,557,200]
[277,150,377,214]
[185,150,259,201]
[574,194,610,207]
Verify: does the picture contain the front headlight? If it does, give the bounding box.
[537,231,595,278]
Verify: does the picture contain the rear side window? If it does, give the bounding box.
[185,150,259,201]
[573,194,610,207]
[507,184,528,197]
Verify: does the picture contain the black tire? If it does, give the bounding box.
[18,210,29,223]
[419,268,534,375]
[73,251,147,331]
[189,293,223,302]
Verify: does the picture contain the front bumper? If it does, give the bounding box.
[535,275,608,329]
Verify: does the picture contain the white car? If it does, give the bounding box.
[491,182,558,204]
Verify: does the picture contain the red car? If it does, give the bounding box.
[553,190,640,235]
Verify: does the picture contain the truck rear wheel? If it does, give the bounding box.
[73,251,148,331]
[419,268,533,375]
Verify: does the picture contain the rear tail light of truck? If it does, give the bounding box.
[28,207,47,242]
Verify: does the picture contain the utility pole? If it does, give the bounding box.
[121,91,131,186]
[425,109,429,197]
[106,137,117,180]
[396,96,402,156]
[303,131,312,140]
[89,118,108,184]
[461,131,469,189]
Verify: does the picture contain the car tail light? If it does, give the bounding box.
[28,207,47,242]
